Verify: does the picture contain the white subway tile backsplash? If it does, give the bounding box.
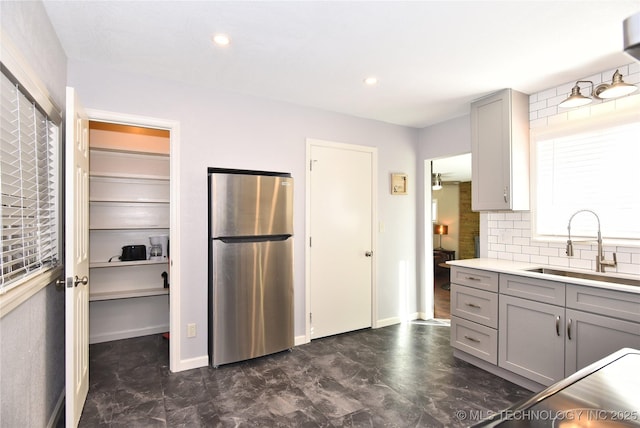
[568,258,591,270]
[530,100,546,111]
[522,246,540,255]
[505,245,522,253]
[513,253,531,262]
[617,263,640,275]
[538,88,557,101]
[540,247,559,257]
[530,255,549,265]
[513,237,530,246]
[548,257,570,267]
[546,112,568,126]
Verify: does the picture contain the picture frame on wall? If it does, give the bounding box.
[391,173,407,195]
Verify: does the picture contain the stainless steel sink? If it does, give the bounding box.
[525,267,640,287]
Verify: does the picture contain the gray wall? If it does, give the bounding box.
[68,60,420,366]
[0,1,67,426]
[416,115,472,315]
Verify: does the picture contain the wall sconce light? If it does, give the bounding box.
[432,173,442,190]
[559,69,638,108]
[433,223,448,249]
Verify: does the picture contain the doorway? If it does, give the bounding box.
[306,139,377,340]
[429,153,476,319]
[85,108,181,372]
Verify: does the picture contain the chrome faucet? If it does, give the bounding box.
[566,210,617,273]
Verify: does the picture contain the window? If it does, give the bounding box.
[1,68,60,294]
[532,109,640,242]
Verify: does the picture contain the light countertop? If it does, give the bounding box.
[447,258,640,295]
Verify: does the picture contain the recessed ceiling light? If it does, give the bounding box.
[363,77,378,86]
[212,34,230,46]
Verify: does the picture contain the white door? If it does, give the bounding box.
[65,87,90,427]
[309,141,374,339]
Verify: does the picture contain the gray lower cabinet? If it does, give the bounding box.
[451,267,640,389]
[564,284,640,376]
[565,308,640,375]
[498,294,565,386]
[450,267,499,364]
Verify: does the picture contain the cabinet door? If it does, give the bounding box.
[565,309,640,376]
[499,295,564,386]
[471,90,510,210]
[471,88,529,211]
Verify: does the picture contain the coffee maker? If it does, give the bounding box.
[148,234,169,261]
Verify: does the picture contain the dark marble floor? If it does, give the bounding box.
[78,323,532,427]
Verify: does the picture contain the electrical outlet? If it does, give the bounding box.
[187,323,196,338]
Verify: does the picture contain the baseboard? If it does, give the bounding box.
[47,387,65,428]
[416,311,432,320]
[375,313,421,328]
[89,324,169,344]
[294,334,308,346]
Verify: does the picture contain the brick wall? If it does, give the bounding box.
[458,181,479,260]
[486,62,640,275]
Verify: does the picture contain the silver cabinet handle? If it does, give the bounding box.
[567,318,572,340]
[555,315,560,336]
[465,302,481,309]
[74,275,88,287]
[465,276,481,281]
[503,186,509,203]
[464,335,480,343]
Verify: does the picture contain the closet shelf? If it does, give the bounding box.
[89,225,169,231]
[90,147,169,157]
[89,172,170,181]
[90,260,168,268]
[89,198,170,204]
[89,287,169,302]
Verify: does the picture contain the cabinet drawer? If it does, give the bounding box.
[451,284,498,328]
[450,316,497,364]
[500,274,565,306]
[566,284,640,323]
[450,267,499,292]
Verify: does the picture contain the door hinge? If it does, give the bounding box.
[310,312,312,324]
[309,236,312,247]
[310,159,318,171]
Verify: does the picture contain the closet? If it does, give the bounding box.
[88,122,170,344]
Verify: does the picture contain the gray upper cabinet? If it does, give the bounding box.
[471,88,530,211]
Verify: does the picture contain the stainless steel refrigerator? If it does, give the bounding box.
[208,168,294,367]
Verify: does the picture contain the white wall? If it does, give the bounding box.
[0,2,67,426]
[486,62,640,275]
[67,61,419,365]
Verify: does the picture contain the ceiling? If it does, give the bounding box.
[42,1,640,128]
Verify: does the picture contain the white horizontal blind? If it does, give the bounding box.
[534,120,640,240]
[1,71,59,292]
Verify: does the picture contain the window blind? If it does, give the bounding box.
[533,119,640,240]
[1,71,59,293]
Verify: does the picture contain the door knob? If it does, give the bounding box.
[74,275,88,287]
[365,251,373,257]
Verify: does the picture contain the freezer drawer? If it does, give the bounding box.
[210,172,293,238]
[211,238,294,366]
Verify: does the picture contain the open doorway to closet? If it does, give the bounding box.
[87,121,171,351]
[430,153,477,319]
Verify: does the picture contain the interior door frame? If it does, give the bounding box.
[85,108,182,372]
[304,138,378,342]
